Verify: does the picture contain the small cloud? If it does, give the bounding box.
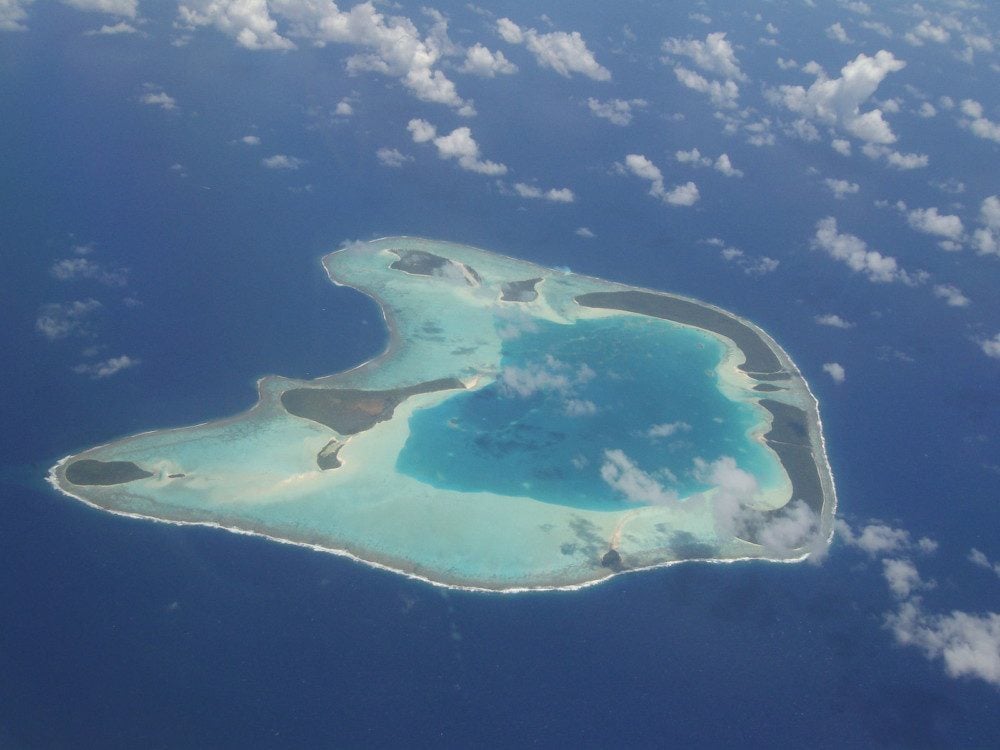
[831,139,852,156]
[969,548,1000,578]
[140,84,176,111]
[645,421,691,439]
[408,119,507,175]
[884,598,1000,688]
[72,355,140,379]
[575,227,595,238]
[826,22,853,44]
[777,57,798,70]
[811,217,925,285]
[50,257,128,287]
[837,519,917,556]
[587,97,647,126]
[513,183,575,203]
[932,284,970,307]
[240,135,260,146]
[334,98,354,117]
[459,43,517,77]
[815,313,854,329]
[85,21,138,36]
[600,449,678,505]
[563,399,597,417]
[376,147,411,168]
[496,18,610,81]
[979,333,1000,359]
[903,205,965,246]
[823,362,846,383]
[261,154,304,170]
[622,154,699,207]
[861,143,929,170]
[824,178,860,199]
[882,558,931,598]
[35,299,102,340]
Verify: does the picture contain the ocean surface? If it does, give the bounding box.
[3,1,1000,747]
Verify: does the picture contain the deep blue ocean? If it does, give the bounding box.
[2,1,1000,747]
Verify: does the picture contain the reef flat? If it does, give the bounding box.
[49,237,837,591]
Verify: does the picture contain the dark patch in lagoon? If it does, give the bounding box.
[65,459,153,486]
[753,383,784,392]
[317,439,345,470]
[388,249,481,285]
[501,278,542,302]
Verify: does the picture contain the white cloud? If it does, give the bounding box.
[85,21,138,35]
[841,0,871,14]
[969,548,1000,578]
[140,88,177,111]
[72,354,139,379]
[240,135,260,146]
[676,148,711,167]
[698,457,825,557]
[831,138,852,156]
[861,143,929,169]
[601,449,678,506]
[646,421,691,439]
[513,183,575,203]
[409,120,506,175]
[823,362,846,383]
[972,195,1000,256]
[563,399,597,417]
[662,31,746,81]
[959,99,1000,144]
[575,227,595,238]
[768,51,905,145]
[35,299,102,340]
[812,217,924,284]
[836,519,914,556]
[918,101,937,118]
[622,154,699,207]
[860,20,892,38]
[63,0,137,17]
[905,206,964,244]
[714,154,743,177]
[498,356,593,398]
[1,0,32,31]
[459,43,517,77]
[825,178,859,199]
[375,147,410,168]
[980,333,1000,359]
[886,599,1000,687]
[882,558,930,598]
[334,98,353,116]
[826,22,853,44]
[261,154,304,170]
[587,97,647,126]
[777,57,798,70]
[905,20,950,46]
[51,257,128,287]
[496,17,610,81]
[932,284,970,307]
[177,2,476,113]
[673,65,739,109]
[406,118,436,143]
[815,313,854,329]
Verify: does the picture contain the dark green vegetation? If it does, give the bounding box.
[316,439,344,470]
[388,249,481,284]
[500,278,542,302]
[282,378,466,435]
[65,459,153,486]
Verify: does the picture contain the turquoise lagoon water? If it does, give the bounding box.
[398,315,781,510]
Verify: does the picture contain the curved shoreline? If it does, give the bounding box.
[48,236,838,592]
